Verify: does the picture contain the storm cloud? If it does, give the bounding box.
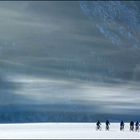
[0,1,140,122]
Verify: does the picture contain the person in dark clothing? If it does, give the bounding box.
[130,121,134,131]
[120,121,124,131]
[105,120,110,131]
[135,121,139,132]
[96,120,101,130]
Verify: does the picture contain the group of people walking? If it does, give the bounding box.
[129,121,139,131]
[96,120,110,131]
[96,120,139,131]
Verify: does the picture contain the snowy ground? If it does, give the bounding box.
[0,123,139,139]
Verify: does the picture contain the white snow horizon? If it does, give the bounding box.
[0,123,139,139]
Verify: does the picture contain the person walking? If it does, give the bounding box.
[105,120,110,131]
[96,120,101,130]
[130,121,134,131]
[120,121,124,131]
[135,121,139,132]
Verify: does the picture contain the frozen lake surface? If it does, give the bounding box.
[0,123,139,139]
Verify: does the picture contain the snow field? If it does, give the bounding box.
[0,123,139,139]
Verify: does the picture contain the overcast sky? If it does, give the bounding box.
[0,1,140,116]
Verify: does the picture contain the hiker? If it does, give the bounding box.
[120,121,124,131]
[130,121,134,131]
[105,120,110,131]
[135,121,139,132]
[96,120,101,130]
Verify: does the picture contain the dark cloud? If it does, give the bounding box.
[0,1,140,84]
[0,1,140,122]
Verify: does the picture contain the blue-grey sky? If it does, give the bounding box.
[0,1,140,119]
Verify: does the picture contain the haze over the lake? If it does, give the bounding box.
[0,1,140,122]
